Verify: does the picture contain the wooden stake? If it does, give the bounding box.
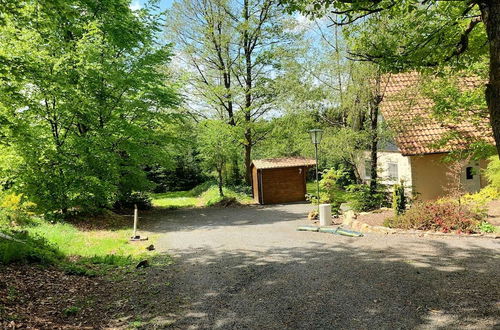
[133,204,138,238]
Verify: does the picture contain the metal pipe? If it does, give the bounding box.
[315,142,319,209]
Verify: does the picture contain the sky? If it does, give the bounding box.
[130,0,174,12]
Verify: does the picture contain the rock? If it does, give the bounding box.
[351,220,362,231]
[360,223,371,232]
[136,260,149,269]
[146,244,155,251]
[339,203,352,213]
[342,210,355,227]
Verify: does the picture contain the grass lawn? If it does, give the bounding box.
[152,184,253,209]
[1,216,155,269]
[152,191,199,208]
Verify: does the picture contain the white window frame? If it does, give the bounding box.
[387,162,398,181]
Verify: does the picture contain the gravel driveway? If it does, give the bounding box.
[142,203,500,329]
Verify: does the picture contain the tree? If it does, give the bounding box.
[167,0,301,184]
[282,0,500,158]
[197,120,239,197]
[167,0,242,181]
[0,0,179,214]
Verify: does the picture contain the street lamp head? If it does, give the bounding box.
[309,128,323,145]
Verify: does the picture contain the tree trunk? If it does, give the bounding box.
[369,73,382,195]
[217,167,224,197]
[243,0,253,184]
[244,136,252,184]
[480,2,500,158]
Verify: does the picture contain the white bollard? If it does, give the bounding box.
[319,204,332,226]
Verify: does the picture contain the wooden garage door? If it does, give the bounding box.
[261,167,306,204]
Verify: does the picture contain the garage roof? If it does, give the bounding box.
[251,157,316,169]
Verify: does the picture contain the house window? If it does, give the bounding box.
[365,160,371,178]
[388,162,398,180]
[466,167,474,180]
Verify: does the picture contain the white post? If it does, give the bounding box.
[133,204,138,238]
[319,204,331,226]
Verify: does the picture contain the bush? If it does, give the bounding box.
[462,186,500,206]
[0,230,63,265]
[477,221,496,233]
[392,182,407,216]
[485,156,500,189]
[384,200,483,233]
[346,184,388,212]
[0,192,36,226]
[114,191,152,210]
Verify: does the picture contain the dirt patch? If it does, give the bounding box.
[68,212,133,231]
[0,257,178,329]
[355,209,393,227]
[210,197,243,208]
[486,199,500,226]
[0,264,104,329]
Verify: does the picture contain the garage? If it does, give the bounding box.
[251,157,316,205]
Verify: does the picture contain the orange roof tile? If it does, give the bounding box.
[380,72,494,156]
[251,157,316,169]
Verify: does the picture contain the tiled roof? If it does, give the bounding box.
[251,157,316,169]
[380,72,494,156]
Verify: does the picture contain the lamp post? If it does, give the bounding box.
[309,129,323,206]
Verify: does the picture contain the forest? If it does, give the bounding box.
[1,0,500,328]
[1,0,497,216]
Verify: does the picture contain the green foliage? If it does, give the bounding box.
[346,184,388,212]
[477,221,496,233]
[384,200,483,234]
[0,0,179,215]
[462,186,500,216]
[0,230,63,265]
[197,121,240,197]
[0,192,36,226]
[392,181,406,216]
[62,306,81,317]
[485,156,500,189]
[114,192,152,211]
[318,167,350,214]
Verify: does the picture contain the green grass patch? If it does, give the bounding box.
[151,192,199,209]
[1,216,154,272]
[26,219,150,259]
[199,186,253,206]
[151,182,253,209]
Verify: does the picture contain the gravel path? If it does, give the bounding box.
[142,203,500,329]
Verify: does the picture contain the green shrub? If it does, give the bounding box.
[62,306,81,316]
[0,230,63,265]
[485,156,500,189]
[392,181,407,216]
[0,192,36,226]
[477,221,496,233]
[189,181,216,196]
[346,184,388,212]
[384,200,483,233]
[462,186,500,205]
[114,191,152,210]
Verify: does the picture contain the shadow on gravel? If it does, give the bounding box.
[127,240,499,329]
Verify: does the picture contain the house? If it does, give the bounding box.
[251,157,316,204]
[359,72,494,201]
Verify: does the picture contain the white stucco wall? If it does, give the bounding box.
[359,151,412,187]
